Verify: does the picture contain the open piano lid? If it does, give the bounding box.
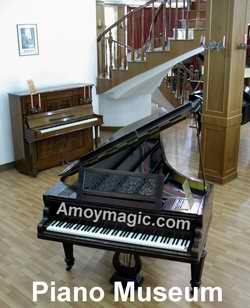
[60,102,199,178]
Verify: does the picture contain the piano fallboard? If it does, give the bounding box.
[25,104,103,142]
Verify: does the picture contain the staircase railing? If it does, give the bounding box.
[97,0,206,79]
[162,62,203,104]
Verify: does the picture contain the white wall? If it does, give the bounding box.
[0,0,98,165]
[99,94,152,127]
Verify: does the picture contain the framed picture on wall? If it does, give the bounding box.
[17,24,39,56]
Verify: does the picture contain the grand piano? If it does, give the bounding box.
[37,101,213,290]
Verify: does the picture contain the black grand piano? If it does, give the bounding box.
[37,102,213,290]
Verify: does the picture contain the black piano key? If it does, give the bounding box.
[151,235,157,242]
[104,228,110,234]
[132,233,138,239]
[100,228,107,234]
[164,237,169,243]
[92,226,100,233]
[113,229,120,236]
[85,225,92,232]
[119,231,124,237]
[111,229,116,235]
[117,230,124,236]
[122,231,127,237]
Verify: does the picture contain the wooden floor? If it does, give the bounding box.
[0,121,250,307]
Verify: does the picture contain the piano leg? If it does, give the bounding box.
[190,249,207,291]
[62,242,75,271]
[110,252,144,289]
[94,126,99,149]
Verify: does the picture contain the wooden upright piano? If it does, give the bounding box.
[9,84,103,176]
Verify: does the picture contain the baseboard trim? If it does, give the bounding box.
[0,161,15,172]
[198,170,238,185]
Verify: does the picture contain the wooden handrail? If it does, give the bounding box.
[97,0,157,42]
[145,3,164,46]
[110,39,136,51]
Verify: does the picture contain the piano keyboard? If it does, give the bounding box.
[40,118,98,134]
[47,220,190,252]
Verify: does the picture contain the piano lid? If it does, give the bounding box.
[60,102,199,178]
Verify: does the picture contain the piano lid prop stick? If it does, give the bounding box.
[182,180,195,210]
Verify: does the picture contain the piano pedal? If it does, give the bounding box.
[110,252,144,289]
[110,272,144,290]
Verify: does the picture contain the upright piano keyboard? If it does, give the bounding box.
[37,101,213,290]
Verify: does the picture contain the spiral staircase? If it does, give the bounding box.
[97,0,207,126]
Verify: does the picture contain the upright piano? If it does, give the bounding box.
[9,84,103,176]
[37,102,213,290]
